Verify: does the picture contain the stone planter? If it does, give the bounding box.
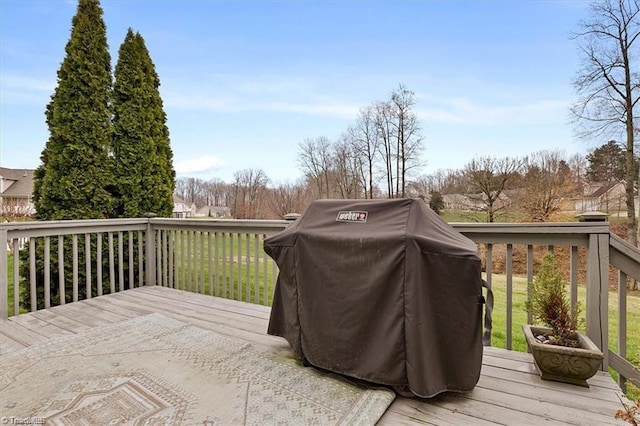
[522,324,604,387]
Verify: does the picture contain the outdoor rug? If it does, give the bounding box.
[0,313,395,425]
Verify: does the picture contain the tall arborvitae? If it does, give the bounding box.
[33,0,114,220]
[113,29,175,218]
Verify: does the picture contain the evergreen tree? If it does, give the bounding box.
[113,29,175,218]
[24,0,115,310]
[585,140,626,183]
[428,190,444,215]
[33,0,115,220]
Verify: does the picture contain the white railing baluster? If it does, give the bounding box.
[128,231,134,288]
[208,232,213,295]
[253,234,259,304]
[222,233,228,299]
[138,230,144,288]
[58,235,65,305]
[97,233,102,296]
[13,239,20,314]
[156,229,162,288]
[118,231,124,292]
[85,234,91,299]
[29,238,36,310]
[200,231,205,294]
[72,235,78,303]
[108,232,115,294]
[214,232,220,297]
[570,246,579,319]
[526,244,533,325]
[263,235,268,305]
[224,232,235,300]
[44,236,50,308]
[618,270,628,392]
[0,229,8,319]
[187,230,192,292]
[506,243,513,350]
[237,233,242,301]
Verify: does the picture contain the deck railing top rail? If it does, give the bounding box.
[1,218,149,238]
[148,218,290,234]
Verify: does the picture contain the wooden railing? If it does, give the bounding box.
[1,218,638,391]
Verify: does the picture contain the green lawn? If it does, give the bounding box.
[168,231,277,305]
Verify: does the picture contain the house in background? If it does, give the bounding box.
[0,167,35,218]
[172,195,195,218]
[575,181,627,213]
[195,206,231,218]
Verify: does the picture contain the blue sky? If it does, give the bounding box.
[1,0,593,185]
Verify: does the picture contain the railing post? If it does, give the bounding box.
[0,228,8,319]
[145,214,157,287]
[586,232,609,370]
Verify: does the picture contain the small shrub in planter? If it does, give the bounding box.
[525,252,582,347]
[524,252,603,387]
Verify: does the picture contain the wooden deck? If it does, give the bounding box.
[0,286,627,425]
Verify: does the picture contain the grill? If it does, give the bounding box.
[265,198,490,398]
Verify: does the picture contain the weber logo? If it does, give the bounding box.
[336,211,368,223]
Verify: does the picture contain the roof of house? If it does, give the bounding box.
[0,167,35,197]
[173,194,187,204]
[586,181,621,198]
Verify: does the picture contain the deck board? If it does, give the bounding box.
[0,286,627,425]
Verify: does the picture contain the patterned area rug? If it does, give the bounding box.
[0,313,395,425]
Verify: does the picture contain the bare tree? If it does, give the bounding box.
[463,156,523,222]
[426,169,468,194]
[333,137,363,199]
[375,100,397,198]
[231,169,269,219]
[348,106,379,198]
[406,174,434,199]
[266,179,310,219]
[297,137,333,198]
[390,84,424,197]
[202,178,230,207]
[568,152,589,190]
[517,150,577,222]
[572,0,639,244]
[175,177,204,205]
[373,85,425,198]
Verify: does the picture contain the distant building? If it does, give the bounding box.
[0,167,35,217]
[172,195,195,218]
[575,181,626,212]
[195,206,231,218]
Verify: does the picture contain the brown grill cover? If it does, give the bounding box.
[265,198,484,398]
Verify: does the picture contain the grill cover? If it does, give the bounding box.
[264,198,484,397]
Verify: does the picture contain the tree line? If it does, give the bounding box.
[176,140,635,224]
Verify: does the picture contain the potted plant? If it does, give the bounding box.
[523,252,603,387]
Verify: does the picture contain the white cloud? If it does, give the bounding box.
[0,75,56,106]
[164,92,359,119]
[175,156,224,174]
[161,73,361,119]
[1,75,55,92]
[416,98,569,126]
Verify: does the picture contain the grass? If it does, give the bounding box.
[168,231,277,305]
